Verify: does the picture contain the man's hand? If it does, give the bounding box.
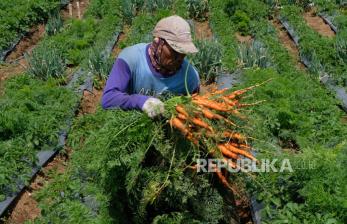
[142,98,165,118]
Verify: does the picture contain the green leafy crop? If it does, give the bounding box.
[0,75,76,199]
[0,0,62,52]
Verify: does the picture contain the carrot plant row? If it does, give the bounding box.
[0,0,124,212]
[0,0,64,55]
[279,5,347,87]
[210,0,347,223]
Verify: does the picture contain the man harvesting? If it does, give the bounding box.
[101,15,200,118]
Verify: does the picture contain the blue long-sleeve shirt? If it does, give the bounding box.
[101,43,200,110]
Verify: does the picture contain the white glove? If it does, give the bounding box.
[142,98,165,118]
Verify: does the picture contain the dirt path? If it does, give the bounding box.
[235,32,253,44]
[111,26,130,58]
[194,21,213,40]
[303,11,335,38]
[272,19,306,70]
[5,24,45,63]
[78,88,103,115]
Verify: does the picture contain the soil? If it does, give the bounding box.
[200,83,217,95]
[5,24,45,63]
[78,87,103,115]
[235,32,253,44]
[233,186,253,224]
[194,21,213,40]
[111,26,130,58]
[61,0,90,19]
[280,139,300,153]
[5,152,69,224]
[272,20,306,70]
[303,11,335,38]
[341,115,347,124]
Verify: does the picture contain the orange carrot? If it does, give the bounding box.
[201,108,236,126]
[218,144,238,160]
[225,144,257,161]
[191,117,213,132]
[211,88,228,95]
[171,118,199,144]
[201,108,215,119]
[192,99,230,112]
[222,96,238,107]
[170,118,189,136]
[223,131,246,143]
[227,79,272,100]
[187,133,199,145]
[215,170,236,192]
[177,113,187,120]
[176,105,188,117]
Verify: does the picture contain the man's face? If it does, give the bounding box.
[159,41,186,72]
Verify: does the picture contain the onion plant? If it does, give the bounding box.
[45,10,63,36]
[237,40,272,69]
[26,42,65,80]
[190,39,223,84]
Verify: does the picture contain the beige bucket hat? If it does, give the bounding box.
[153,15,198,54]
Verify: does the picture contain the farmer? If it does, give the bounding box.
[101,15,200,118]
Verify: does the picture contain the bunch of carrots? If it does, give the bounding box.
[169,80,268,191]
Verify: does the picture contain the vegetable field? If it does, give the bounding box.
[0,0,347,223]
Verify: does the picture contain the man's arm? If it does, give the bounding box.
[101,59,149,110]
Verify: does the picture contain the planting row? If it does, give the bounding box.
[0,0,66,59]
[210,0,347,223]
[0,76,76,202]
[279,5,347,87]
[0,0,125,214]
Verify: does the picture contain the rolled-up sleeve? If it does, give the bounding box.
[101,58,149,110]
